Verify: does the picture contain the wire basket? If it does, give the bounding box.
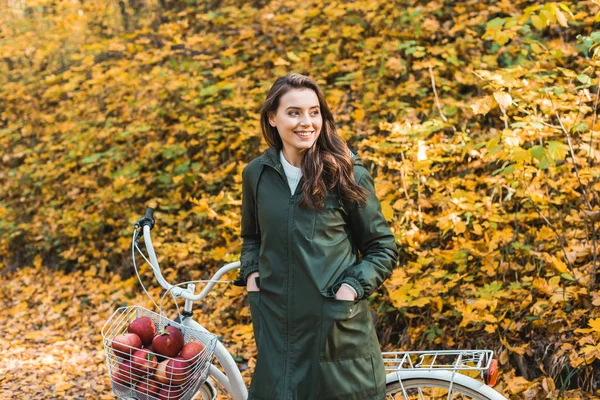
[102,306,218,400]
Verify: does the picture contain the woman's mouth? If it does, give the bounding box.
[294,131,313,138]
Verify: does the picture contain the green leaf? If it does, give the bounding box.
[591,32,600,44]
[538,156,549,169]
[547,141,568,160]
[486,18,506,31]
[573,123,588,133]
[529,145,545,160]
[560,273,574,281]
[577,74,591,85]
[503,164,515,175]
[486,136,500,151]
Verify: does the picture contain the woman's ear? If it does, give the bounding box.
[268,112,276,127]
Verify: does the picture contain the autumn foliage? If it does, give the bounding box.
[2,0,600,398]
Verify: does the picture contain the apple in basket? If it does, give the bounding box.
[155,359,170,384]
[112,333,142,359]
[131,348,158,376]
[180,341,205,366]
[165,357,191,386]
[155,357,190,386]
[112,360,138,387]
[152,326,184,358]
[128,316,157,346]
[134,378,162,399]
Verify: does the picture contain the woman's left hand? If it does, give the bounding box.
[335,284,357,301]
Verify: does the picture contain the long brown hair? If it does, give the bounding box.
[260,73,368,210]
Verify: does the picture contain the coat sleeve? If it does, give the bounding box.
[333,170,398,299]
[233,166,261,286]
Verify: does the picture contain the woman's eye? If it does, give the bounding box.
[310,111,319,116]
[289,111,298,116]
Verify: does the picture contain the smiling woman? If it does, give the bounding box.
[234,73,398,400]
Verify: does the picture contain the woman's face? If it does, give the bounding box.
[269,88,323,158]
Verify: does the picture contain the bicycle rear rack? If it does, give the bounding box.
[382,350,494,372]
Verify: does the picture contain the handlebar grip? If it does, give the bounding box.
[145,207,154,220]
[135,207,155,230]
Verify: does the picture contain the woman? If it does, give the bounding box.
[234,73,398,400]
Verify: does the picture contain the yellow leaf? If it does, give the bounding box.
[84,265,97,278]
[274,57,290,66]
[353,108,365,122]
[381,201,394,221]
[542,377,556,393]
[494,31,510,46]
[55,381,73,393]
[454,221,466,234]
[33,254,43,269]
[500,336,528,355]
[531,15,545,30]
[554,7,568,27]
[10,302,28,317]
[589,318,600,333]
[286,51,300,62]
[493,91,512,110]
[581,344,600,363]
[469,96,494,115]
[24,331,46,341]
[410,297,430,307]
[389,284,414,308]
[53,302,69,313]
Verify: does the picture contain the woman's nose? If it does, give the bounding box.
[299,114,311,126]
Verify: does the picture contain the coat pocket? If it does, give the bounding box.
[311,193,348,241]
[319,298,373,361]
[317,354,380,400]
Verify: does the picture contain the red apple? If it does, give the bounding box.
[165,357,190,386]
[131,348,158,376]
[128,316,157,346]
[111,360,138,387]
[157,385,187,400]
[112,333,142,359]
[179,341,205,364]
[155,359,170,384]
[134,378,162,399]
[152,326,184,358]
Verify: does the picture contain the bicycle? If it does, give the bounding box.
[102,208,507,400]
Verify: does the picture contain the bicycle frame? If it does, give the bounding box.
[141,224,248,400]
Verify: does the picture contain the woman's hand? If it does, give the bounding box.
[247,272,260,292]
[335,284,356,301]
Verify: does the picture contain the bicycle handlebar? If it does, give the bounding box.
[136,210,241,302]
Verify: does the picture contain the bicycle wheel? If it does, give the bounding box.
[386,379,490,399]
[191,382,216,399]
[385,371,506,400]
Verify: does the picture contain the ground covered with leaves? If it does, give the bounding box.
[2,0,600,398]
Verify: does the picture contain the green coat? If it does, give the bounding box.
[235,147,398,400]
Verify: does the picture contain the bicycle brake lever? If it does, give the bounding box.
[133,208,155,244]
